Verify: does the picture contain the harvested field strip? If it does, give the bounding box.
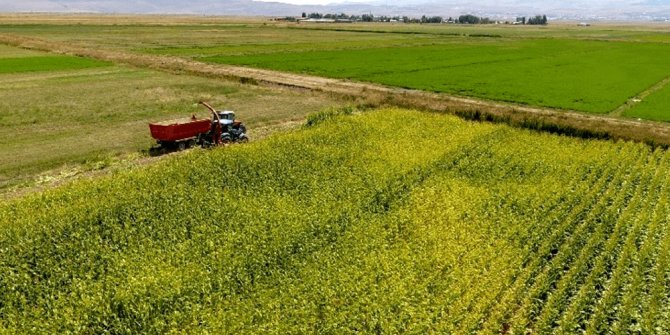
[2,33,670,147]
[2,109,670,333]
[0,42,346,193]
[0,44,44,57]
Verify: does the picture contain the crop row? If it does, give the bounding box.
[1,108,670,333]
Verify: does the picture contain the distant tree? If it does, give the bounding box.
[527,15,548,25]
[458,14,481,24]
[427,16,443,23]
[454,14,494,24]
[362,14,374,22]
[301,12,306,18]
[308,13,323,19]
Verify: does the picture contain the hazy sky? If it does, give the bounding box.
[253,0,433,4]
[3,0,670,18]
[254,0,670,5]
[255,0,338,3]
[255,0,414,3]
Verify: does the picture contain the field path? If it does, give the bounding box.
[2,33,670,146]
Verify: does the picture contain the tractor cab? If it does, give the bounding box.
[200,102,249,145]
[215,111,236,126]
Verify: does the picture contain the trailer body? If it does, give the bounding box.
[149,117,211,143]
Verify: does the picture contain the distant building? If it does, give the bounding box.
[298,18,351,23]
[578,22,591,26]
[301,18,335,23]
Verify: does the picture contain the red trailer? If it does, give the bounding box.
[149,116,211,150]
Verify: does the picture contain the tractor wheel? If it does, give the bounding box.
[177,142,186,151]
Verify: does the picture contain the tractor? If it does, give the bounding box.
[148,102,248,153]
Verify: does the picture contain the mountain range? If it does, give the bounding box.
[2,0,669,21]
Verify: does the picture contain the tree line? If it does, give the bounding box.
[526,15,549,25]
[301,12,443,23]
[297,12,548,25]
[456,14,548,25]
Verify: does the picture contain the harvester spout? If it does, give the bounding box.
[200,101,222,145]
[199,101,220,123]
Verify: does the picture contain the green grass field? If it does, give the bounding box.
[626,83,670,121]
[3,20,670,117]
[0,44,110,73]
[0,44,346,193]
[204,38,670,113]
[2,108,670,333]
[0,55,109,74]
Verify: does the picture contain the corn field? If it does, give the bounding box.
[1,108,669,334]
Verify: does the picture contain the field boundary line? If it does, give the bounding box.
[610,75,670,117]
[2,33,670,146]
